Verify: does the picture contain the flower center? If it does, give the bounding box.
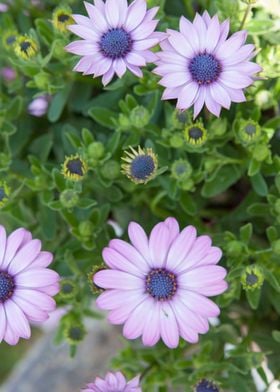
[0,271,15,303]
[246,273,258,286]
[189,53,222,85]
[188,127,203,140]
[195,379,219,392]
[245,124,256,136]
[145,268,177,301]
[66,159,84,176]
[58,14,70,22]
[100,28,132,59]
[20,41,31,53]
[130,155,155,181]
[6,35,16,45]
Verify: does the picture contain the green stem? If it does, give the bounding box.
[239,4,251,30]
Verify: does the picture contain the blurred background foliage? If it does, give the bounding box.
[0,0,280,390]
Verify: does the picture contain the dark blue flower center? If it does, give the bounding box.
[0,271,15,303]
[0,188,6,201]
[188,127,203,140]
[66,159,84,176]
[146,269,177,301]
[195,379,219,392]
[245,124,256,135]
[20,41,31,53]
[6,35,16,45]
[189,53,222,85]
[246,273,258,286]
[100,28,132,59]
[130,155,155,181]
[58,14,70,22]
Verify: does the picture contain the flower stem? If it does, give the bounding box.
[240,4,251,30]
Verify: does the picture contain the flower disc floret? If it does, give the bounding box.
[194,379,220,392]
[121,146,158,184]
[14,36,38,59]
[65,0,162,85]
[94,217,227,348]
[154,12,262,118]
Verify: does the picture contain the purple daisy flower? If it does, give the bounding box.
[0,225,60,345]
[82,371,141,392]
[154,11,262,118]
[94,217,227,349]
[65,0,162,85]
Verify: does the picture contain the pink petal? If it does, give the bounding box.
[93,58,112,77]
[0,225,6,268]
[179,290,220,317]
[102,247,146,277]
[96,289,144,310]
[194,246,223,268]
[126,52,146,66]
[216,31,248,59]
[133,38,158,51]
[128,221,150,264]
[0,304,7,343]
[65,40,98,55]
[132,20,158,40]
[191,281,228,296]
[222,44,255,66]
[159,302,179,348]
[2,228,28,271]
[167,29,194,58]
[125,62,143,77]
[160,72,190,88]
[166,225,197,272]
[179,16,200,52]
[153,62,185,75]
[193,13,207,51]
[68,24,99,40]
[222,85,246,102]
[202,10,211,26]
[176,82,199,110]
[164,217,180,244]
[94,269,143,290]
[30,251,53,268]
[4,322,19,345]
[178,266,227,289]
[175,235,212,273]
[193,86,206,118]
[84,1,108,32]
[149,222,171,268]
[107,293,146,325]
[72,14,95,29]
[102,67,115,85]
[39,283,60,296]
[125,0,147,31]
[205,92,222,117]
[172,296,209,334]
[228,62,262,75]
[205,15,220,52]
[162,87,181,100]
[220,71,253,89]
[8,239,41,275]
[109,238,150,271]
[5,300,31,339]
[15,289,56,311]
[170,300,199,343]
[74,56,95,72]
[123,297,152,339]
[105,0,120,28]
[15,269,59,288]
[210,82,231,109]
[140,49,158,62]
[219,19,230,43]
[13,294,48,322]
[142,301,160,346]
[156,51,187,65]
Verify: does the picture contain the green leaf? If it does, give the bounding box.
[246,288,261,309]
[247,19,275,35]
[48,84,72,123]
[239,223,253,244]
[88,107,117,129]
[248,159,261,176]
[35,18,53,46]
[77,198,97,209]
[6,96,23,120]
[263,267,280,292]
[266,226,278,243]
[250,173,268,196]
[180,193,197,216]
[81,128,94,146]
[272,330,280,343]
[247,203,270,216]
[201,165,243,198]
[29,133,53,161]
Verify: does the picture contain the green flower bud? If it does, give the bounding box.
[60,189,79,208]
[170,134,184,148]
[272,239,280,255]
[101,160,120,180]
[87,142,105,160]
[226,240,244,256]
[129,106,150,128]
[34,72,50,90]
[241,265,264,291]
[171,110,188,130]
[252,145,270,162]
[238,120,261,144]
[78,221,93,238]
[64,322,86,345]
[184,122,207,146]
[60,279,78,300]
[171,159,192,182]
